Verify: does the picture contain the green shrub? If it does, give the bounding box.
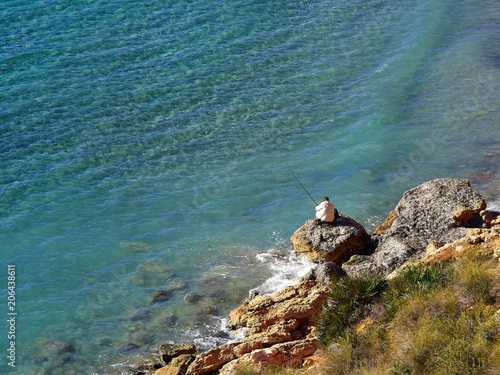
[388,272,499,375]
[392,304,499,375]
[382,262,454,318]
[316,252,500,375]
[317,274,387,346]
[317,251,500,374]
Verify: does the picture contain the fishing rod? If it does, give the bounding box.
[289,171,318,206]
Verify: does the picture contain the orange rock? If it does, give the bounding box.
[186,343,238,375]
[153,365,183,375]
[228,281,329,335]
[373,208,398,235]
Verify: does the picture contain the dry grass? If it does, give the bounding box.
[232,252,499,375]
[231,362,310,375]
[315,252,500,375]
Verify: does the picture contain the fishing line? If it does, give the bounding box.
[289,171,317,206]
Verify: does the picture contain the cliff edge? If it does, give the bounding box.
[132,178,499,375]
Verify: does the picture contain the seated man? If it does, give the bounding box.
[315,196,335,223]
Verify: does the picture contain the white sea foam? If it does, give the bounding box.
[486,199,500,212]
[250,250,316,296]
[192,250,315,349]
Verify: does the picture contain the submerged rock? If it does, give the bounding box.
[151,290,172,304]
[183,292,202,304]
[33,338,75,366]
[119,342,141,353]
[131,307,153,321]
[290,213,372,263]
[129,324,155,345]
[36,338,75,356]
[197,305,217,318]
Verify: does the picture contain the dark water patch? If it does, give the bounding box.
[150,290,173,304]
[130,307,153,322]
[118,342,141,354]
[31,338,76,369]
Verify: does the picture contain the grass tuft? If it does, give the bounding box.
[235,251,499,375]
[317,274,387,346]
[383,262,454,318]
[454,252,497,304]
[315,251,500,375]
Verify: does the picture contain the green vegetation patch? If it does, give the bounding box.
[316,253,500,375]
[317,273,387,346]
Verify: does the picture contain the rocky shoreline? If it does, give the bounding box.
[131,178,499,375]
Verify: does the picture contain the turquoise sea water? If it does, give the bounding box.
[1,0,499,373]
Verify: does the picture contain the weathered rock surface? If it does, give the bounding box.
[219,338,319,374]
[227,280,329,334]
[145,280,330,375]
[186,343,238,375]
[423,227,500,264]
[153,364,185,375]
[344,178,487,276]
[159,343,198,364]
[152,354,196,374]
[132,361,163,374]
[481,209,500,227]
[290,213,372,263]
[302,261,346,283]
[133,178,495,375]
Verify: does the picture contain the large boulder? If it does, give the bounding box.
[227,280,329,335]
[302,262,347,283]
[344,178,487,276]
[290,213,372,263]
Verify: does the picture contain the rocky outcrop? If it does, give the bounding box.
[344,178,487,276]
[290,213,372,263]
[227,280,329,334]
[145,278,332,375]
[219,337,319,374]
[303,262,346,283]
[183,280,330,374]
[135,178,495,375]
[423,227,500,264]
[185,343,239,375]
